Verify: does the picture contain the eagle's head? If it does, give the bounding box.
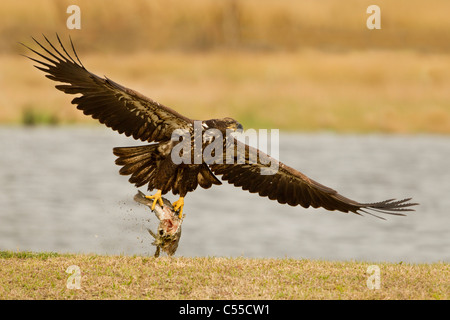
[204,117,243,134]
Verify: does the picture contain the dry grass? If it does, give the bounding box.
[3,49,450,132]
[2,0,450,53]
[0,251,448,300]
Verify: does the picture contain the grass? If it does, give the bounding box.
[3,49,450,133]
[2,0,450,53]
[0,251,448,299]
[21,107,59,126]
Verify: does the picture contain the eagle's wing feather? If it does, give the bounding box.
[22,35,192,142]
[210,139,418,219]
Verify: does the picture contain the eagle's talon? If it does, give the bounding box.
[172,197,184,219]
[145,190,164,211]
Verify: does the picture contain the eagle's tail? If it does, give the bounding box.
[113,144,160,188]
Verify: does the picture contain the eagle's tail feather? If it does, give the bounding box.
[113,144,159,188]
[357,198,418,219]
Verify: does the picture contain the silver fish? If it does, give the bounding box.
[134,191,183,257]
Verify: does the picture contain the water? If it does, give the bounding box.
[0,126,448,263]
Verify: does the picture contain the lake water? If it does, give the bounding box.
[0,126,448,263]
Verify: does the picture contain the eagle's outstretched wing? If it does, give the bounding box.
[21,34,192,142]
[210,139,418,219]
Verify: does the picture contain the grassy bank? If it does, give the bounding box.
[0,251,448,299]
[4,50,450,133]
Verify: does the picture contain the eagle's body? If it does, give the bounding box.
[113,119,232,209]
[23,35,417,219]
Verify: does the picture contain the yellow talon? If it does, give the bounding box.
[145,190,164,211]
[172,197,184,219]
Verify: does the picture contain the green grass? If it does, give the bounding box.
[0,251,61,259]
[0,251,448,299]
[21,107,60,126]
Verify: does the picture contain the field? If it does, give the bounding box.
[0,0,449,132]
[1,0,449,302]
[0,251,448,300]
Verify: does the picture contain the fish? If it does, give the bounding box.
[134,190,183,257]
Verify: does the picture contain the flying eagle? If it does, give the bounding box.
[22,35,417,219]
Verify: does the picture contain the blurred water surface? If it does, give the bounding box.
[0,127,448,263]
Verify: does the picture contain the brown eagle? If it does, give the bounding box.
[22,35,417,219]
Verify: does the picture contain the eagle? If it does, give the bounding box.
[22,35,417,219]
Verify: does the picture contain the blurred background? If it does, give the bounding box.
[0,0,449,262]
[2,0,450,132]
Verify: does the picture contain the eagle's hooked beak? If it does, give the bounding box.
[236,122,244,134]
[226,121,244,134]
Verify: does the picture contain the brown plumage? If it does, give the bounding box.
[210,141,416,218]
[22,35,418,219]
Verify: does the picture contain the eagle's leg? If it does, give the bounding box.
[172,197,184,219]
[145,190,164,211]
